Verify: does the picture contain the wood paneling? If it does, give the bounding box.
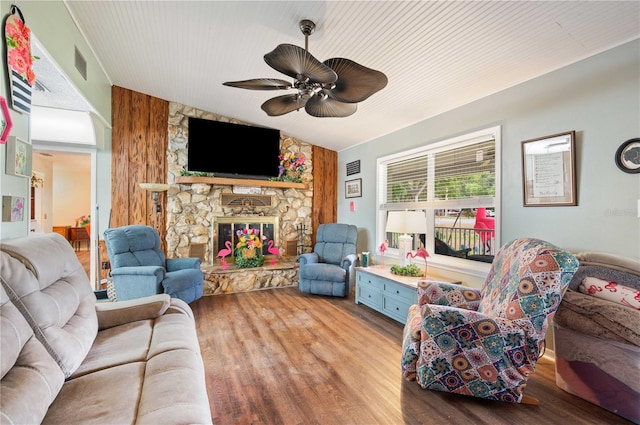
[311,145,337,246]
[111,86,168,248]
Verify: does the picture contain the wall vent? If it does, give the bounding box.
[74,46,87,80]
[220,194,272,207]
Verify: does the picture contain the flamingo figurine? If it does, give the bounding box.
[217,240,232,269]
[267,240,280,266]
[379,239,388,267]
[406,248,430,277]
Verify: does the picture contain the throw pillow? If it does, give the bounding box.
[578,276,640,310]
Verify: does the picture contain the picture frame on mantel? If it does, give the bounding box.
[521,131,576,207]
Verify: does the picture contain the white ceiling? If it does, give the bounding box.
[33,1,640,152]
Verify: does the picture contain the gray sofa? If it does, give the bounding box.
[0,233,212,424]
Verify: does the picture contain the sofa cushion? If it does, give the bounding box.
[0,281,65,424]
[0,233,98,377]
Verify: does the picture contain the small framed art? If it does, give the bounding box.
[614,138,640,174]
[345,178,362,198]
[2,196,25,222]
[521,131,576,206]
[5,136,31,178]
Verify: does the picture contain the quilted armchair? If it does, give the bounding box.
[298,223,358,297]
[401,238,579,403]
[104,224,204,304]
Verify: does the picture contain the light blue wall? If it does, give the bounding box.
[339,39,640,267]
[0,0,112,240]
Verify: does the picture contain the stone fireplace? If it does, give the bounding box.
[163,102,313,294]
[212,215,279,261]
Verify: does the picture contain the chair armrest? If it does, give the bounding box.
[166,257,201,272]
[298,252,319,265]
[416,280,481,311]
[342,253,358,270]
[111,265,164,278]
[95,294,171,330]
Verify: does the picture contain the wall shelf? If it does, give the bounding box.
[175,176,308,189]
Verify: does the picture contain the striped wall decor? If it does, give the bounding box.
[10,70,31,115]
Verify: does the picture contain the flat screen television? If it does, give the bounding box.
[187,117,281,180]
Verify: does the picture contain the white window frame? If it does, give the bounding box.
[376,126,501,277]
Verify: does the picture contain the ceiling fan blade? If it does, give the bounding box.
[323,58,388,103]
[264,44,337,84]
[223,78,292,90]
[261,94,308,116]
[305,96,357,118]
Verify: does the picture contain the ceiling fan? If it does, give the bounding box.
[223,19,388,118]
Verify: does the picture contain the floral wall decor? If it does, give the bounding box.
[5,5,37,114]
[2,196,24,222]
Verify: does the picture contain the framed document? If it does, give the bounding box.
[521,131,576,206]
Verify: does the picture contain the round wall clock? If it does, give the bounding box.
[615,138,640,174]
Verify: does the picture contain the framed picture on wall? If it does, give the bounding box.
[345,178,362,198]
[5,136,32,178]
[521,131,576,206]
[2,196,25,222]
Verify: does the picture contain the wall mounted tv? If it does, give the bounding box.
[187,117,281,180]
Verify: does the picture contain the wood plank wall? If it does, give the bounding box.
[111,86,169,249]
[111,86,337,252]
[311,145,337,246]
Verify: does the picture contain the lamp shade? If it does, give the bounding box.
[386,210,427,234]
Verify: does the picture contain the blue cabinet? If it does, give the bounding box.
[356,266,461,324]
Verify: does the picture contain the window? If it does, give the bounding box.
[377,126,500,269]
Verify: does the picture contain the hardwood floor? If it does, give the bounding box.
[190,288,633,425]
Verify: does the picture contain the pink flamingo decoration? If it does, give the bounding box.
[267,240,280,266]
[217,240,232,269]
[379,239,388,267]
[406,248,430,277]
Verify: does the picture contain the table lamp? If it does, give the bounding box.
[385,210,427,266]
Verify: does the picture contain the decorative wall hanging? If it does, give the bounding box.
[0,96,12,143]
[614,138,640,174]
[5,136,31,178]
[521,131,576,206]
[5,5,36,114]
[2,196,25,222]
[345,178,362,198]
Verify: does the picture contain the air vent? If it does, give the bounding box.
[34,80,49,93]
[220,194,272,207]
[74,46,87,80]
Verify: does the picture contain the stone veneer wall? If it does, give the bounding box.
[164,102,313,267]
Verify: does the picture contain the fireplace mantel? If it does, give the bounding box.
[176,176,308,189]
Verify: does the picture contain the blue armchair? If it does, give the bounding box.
[298,223,358,297]
[103,225,203,304]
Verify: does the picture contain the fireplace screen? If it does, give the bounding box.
[213,216,279,260]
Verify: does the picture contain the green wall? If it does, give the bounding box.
[339,39,640,282]
[0,0,111,239]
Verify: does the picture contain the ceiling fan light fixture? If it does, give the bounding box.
[222,19,387,118]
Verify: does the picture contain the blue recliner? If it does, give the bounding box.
[298,223,358,297]
[103,225,203,304]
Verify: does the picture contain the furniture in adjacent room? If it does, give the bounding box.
[298,223,358,297]
[52,225,71,240]
[553,251,640,424]
[103,224,204,304]
[355,266,461,324]
[0,233,212,424]
[401,238,579,403]
[70,226,90,250]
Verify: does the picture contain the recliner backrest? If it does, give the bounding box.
[0,233,98,378]
[477,238,579,327]
[104,225,166,269]
[313,223,357,265]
